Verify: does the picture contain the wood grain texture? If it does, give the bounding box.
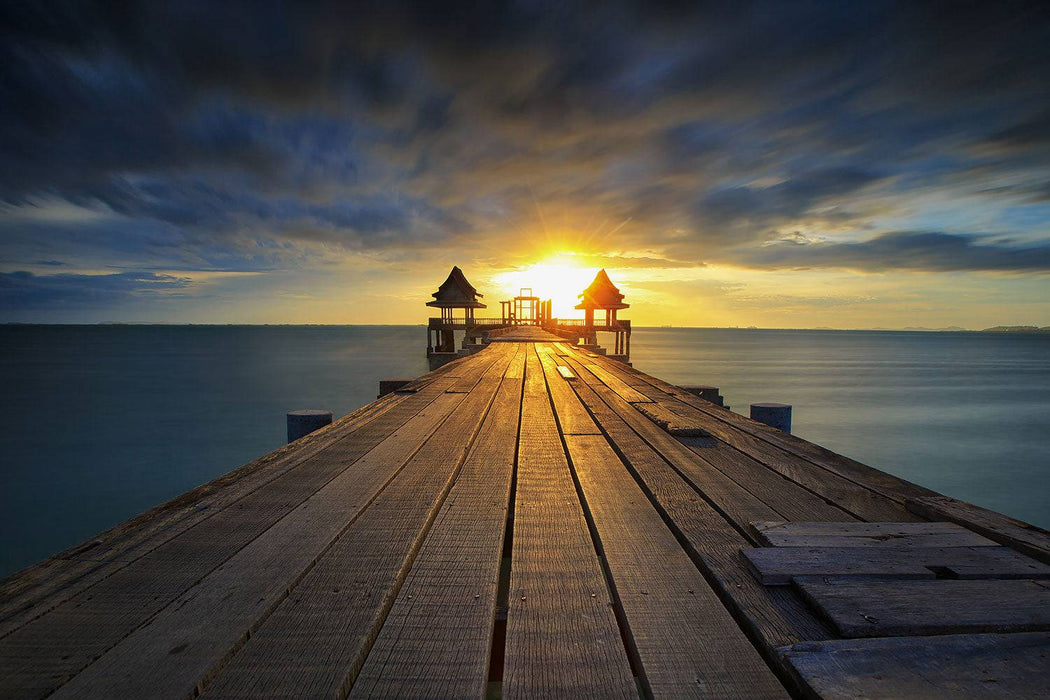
[566,433,788,698]
[796,578,1050,638]
[907,496,1050,565]
[633,401,711,437]
[582,362,654,404]
[503,347,636,699]
[561,355,790,530]
[0,379,464,700]
[560,361,832,652]
[680,440,853,524]
[534,347,600,435]
[195,345,517,699]
[589,350,935,505]
[349,348,525,698]
[47,383,476,700]
[0,346,500,643]
[780,632,1050,699]
[560,346,914,523]
[0,390,410,639]
[744,545,1050,585]
[751,521,999,548]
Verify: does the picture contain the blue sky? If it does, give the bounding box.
[1,1,1049,327]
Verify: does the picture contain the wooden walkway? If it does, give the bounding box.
[2,341,1048,698]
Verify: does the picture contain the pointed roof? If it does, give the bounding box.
[426,266,487,308]
[575,269,629,310]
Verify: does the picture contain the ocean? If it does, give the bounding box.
[1,325,1048,578]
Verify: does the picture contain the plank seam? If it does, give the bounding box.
[535,345,649,695]
[555,352,805,694]
[47,384,472,698]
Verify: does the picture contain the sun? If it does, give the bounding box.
[493,256,597,318]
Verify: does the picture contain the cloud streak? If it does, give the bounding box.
[1,1,1049,321]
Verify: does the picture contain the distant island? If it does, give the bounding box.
[981,326,1050,333]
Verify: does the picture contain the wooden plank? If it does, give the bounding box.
[0,346,501,640]
[349,348,525,697]
[744,546,1050,585]
[555,356,833,655]
[535,346,601,435]
[680,439,854,524]
[204,346,516,698]
[54,344,516,700]
[780,632,1050,699]
[560,347,917,523]
[907,496,1050,565]
[0,389,411,638]
[576,348,935,505]
[795,578,1050,638]
[751,521,1000,549]
[556,365,575,379]
[562,354,847,532]
[503,347,636,698]
[582,362,654,404]
[0,377,469,700]
[565,434,788,698]
[634,401,711,437]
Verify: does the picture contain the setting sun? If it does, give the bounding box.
[493,257,600,318]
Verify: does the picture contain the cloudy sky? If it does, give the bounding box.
[2,1,1049,327]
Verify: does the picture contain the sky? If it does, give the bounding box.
[1,1,1049,328]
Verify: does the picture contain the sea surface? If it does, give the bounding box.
[1,325,1048,578]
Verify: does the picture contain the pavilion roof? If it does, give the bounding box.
[575,269,629,310]
[426,266,487,308]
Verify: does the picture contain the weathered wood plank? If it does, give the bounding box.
[582,362,654,404]
[780,632,1050,699]
[561,354,838,533]
[534,346,601,436]
[349,348,525,698]
[681,440,854,524]
[751,521,999,548]
[556,364,575,379]
[565,434,788,698]
[0,389,410,638]
[557,355,832,654]
[190,345,517,699]
[503,347,636,698]
[744,546,1050,585]
[634,401,711,437]
[44,385,475,700]
[796,578,1050,638]
[560,347,917,523]
[580,349,935,505]
[0,346,501,643]
[0,377,468,700]
[907,496,1050,565]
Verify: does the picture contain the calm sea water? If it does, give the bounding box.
[1,325,1048,578]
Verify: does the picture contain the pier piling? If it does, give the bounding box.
[750,402,792,433]
[286,409,333,443]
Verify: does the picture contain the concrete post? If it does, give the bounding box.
[287,409,333,443]
[680,385,724,406]
[378,379,413,398]
[750,403,791,433]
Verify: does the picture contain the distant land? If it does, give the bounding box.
[980,325,1050,333]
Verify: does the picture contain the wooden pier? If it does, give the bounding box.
[2,331,1049,698]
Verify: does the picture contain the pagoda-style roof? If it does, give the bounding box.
[575,269,629,310]
[426,266,487,308]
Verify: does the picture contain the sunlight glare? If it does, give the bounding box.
[493,257,597,318]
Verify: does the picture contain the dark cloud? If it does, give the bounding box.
[0,270,192,310]
[742,231,1050,273]
[2,0,1050,320]
[697,167,886,229]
